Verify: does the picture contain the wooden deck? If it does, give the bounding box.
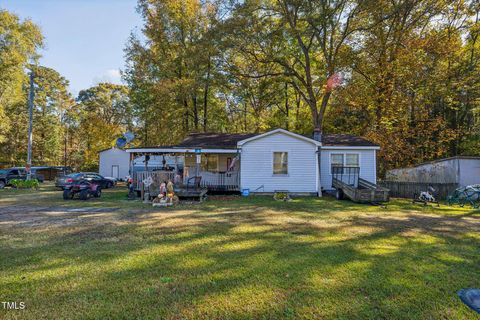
[175,187,208,202]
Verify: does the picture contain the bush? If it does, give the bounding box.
[10,179,40,189]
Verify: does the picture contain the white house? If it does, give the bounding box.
[125,129,380,195]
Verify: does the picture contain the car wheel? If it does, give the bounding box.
[0,180,5,189]
[79,189,88,200]
[94,188,102,198]
[106,182,113,189]
[63,189,72,200]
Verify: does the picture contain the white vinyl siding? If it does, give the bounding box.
[240,132,318,193]
[99,148,131,179]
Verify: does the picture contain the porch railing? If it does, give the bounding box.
[134,171,176,191]
[194,171,239,191]
[134,170,240,191]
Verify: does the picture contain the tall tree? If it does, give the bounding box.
[71,83,132,170]
[225,0,371,135]
[0,10,42,146]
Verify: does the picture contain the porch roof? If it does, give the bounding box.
[125,147,238,154]
[126,132,256,154]
[177,132,257,149]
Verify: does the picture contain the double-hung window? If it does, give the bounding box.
[202,154,219,172]
[330,154,344,174]
[331,153,360,174]
[273,152,288,175]
[346,154,359,167]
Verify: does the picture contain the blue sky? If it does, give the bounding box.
[1,0,143,94]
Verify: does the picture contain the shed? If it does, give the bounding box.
[386,156,480,186]
[99,147,130,180]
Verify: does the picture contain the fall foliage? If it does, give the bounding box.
[0,1,479,175]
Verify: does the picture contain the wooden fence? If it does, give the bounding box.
[378,181,458,200]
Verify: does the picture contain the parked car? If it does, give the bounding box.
[55,172,115,190]
[63,178,102,200]
[0,167,43,189]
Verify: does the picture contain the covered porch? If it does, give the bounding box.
[126,147,241,193]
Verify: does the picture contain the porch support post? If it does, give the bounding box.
[174,154,178,174]
[237,148,241,190]
[195,152,200,177]
[129,152,134,178]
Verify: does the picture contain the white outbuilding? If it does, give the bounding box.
[99,147,130,180]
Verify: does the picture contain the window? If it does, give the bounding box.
[330,154,344,174]
[202,154,219,172]
[330,153,360,174]
[273,152,288,175]
[346,154,359,167]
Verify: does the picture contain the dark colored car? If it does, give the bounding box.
[0,168,43,189]
[55,172,115,190]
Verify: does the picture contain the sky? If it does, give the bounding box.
[1,0,143,94]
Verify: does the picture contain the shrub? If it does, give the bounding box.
[10,179,39,189]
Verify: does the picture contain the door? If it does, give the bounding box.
[111,165,119,179]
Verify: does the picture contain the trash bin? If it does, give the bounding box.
[241,188,250,196]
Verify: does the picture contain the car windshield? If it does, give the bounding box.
[68,173,83,179]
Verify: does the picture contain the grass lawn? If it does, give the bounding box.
[1,183,479,319]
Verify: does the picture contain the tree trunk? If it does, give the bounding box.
[184,99,189,132]
[193,95,198,131]
[244,102,247,132]
[284,82,289,130]
[294,92,301,131]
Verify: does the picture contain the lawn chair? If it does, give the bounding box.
[186,176,202,191]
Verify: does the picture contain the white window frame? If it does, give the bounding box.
[330,152,360,174]
[272,151,289,176]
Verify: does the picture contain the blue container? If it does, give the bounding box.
[241,188,250,196]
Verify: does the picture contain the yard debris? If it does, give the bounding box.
[152,180,179,207]
[447,185,480,208]
[274,190,291,201]
[413,186,439,207]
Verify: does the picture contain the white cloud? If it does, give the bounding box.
[92,68,123,85]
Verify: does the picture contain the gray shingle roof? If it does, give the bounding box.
[176,132,378,148]
[176,133,258,149]
[321,134,379,147]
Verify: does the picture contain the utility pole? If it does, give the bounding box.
[26,71,34,180]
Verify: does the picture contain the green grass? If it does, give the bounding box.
[1,183,479,319]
